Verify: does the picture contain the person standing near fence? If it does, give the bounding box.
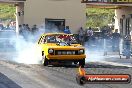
[63,26,71,34]
[123,34,131,59]
[32,24,38,35]
[112,29,121,52]
[102,27,109,55]
[86,27,93,46]
[78,27,84,45]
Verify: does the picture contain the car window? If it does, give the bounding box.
[70,35,78,44]
[44,34,79,44]
[46,36,56,43]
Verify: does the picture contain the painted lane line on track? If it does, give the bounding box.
[97,61,132,68]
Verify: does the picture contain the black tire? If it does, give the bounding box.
[76,74,86,85]
[42,56,48,66]
[79,59,85,68]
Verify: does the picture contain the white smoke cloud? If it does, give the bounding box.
[13,24,61,64]
[84,38,124,63]
[7,32,42,64]
[14,42,42,64]
[85,48,105,62]
[84,39,113,62]
[0,23,61,64]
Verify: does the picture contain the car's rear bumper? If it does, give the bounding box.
[46,55,86,60]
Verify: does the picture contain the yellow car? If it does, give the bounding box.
[38,33,86,67]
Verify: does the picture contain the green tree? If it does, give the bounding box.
[0,3,15,20]
[86,8,115,29]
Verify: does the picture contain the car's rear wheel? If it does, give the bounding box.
[42,56,49,66]
[79,59,85,67]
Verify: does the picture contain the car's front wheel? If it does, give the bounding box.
[76,74,86,85]
[79,59,85,67]
[42,56,49,66]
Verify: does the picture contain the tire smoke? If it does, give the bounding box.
[0,24,60,64]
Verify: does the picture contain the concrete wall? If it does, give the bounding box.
[24,0,86,33]
[15,2,24,34]
[115,6,132,35]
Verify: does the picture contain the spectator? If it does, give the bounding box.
[0,23,3,30]
[5,24,10,30]
[78,27,84,45]
[102,26,109,39]
[9,21,16,30]
[112,29,120,51]
[86,27,93,45]
[32,24,38,34]
[85,28,88,42]
[25,24,30,31]
[58,22,64,32]
[63,26,71,34]
[22,24,26,30]
[86,27,93,39]
[19,24,30,40]
[123,34,131,59]
[19,25,23,35]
